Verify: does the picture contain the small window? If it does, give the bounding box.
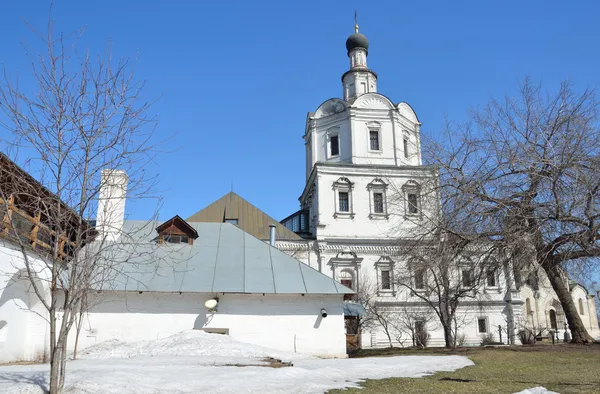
[369,130,380,151]
[462,270,474,288]
[478,317,487,333]
[164,234,189,244]
[407,193,419,214]
[381,270,391,290]
[486,269,496,287]
[330,135,340,156]
[525,298,532,315]
[225,218,239,225]
[338,191,349,212]
[403,138,409,158]
[579,298,585,315]
[415,268,426,289]
[373,192,384,214]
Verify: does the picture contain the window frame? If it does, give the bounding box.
[326,127,340,159]
[485,268,498,288]
[375,256,395,296]
[403,136,409,159]
[333,177,355,219]
[367,178,389,220]
[477,317,488,334]
[367,122,382,153]
[461,269,474,289]
[414,267,426,290]
[402,180,422,218]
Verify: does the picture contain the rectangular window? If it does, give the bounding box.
[338,191,349,212]
[330,135,339,156]
[381,270,391,290]
[486,269,496,287]
[478,317,487,333]
[373,192,384,214]
[403,138,409,158]
[407,193,419,214]
[164,235,189,244]
[415,268,426,289]
[225,218,239,225]
[462,270,474,288]
[369,130,380,151]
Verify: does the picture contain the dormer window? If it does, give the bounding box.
[156,215,198,245]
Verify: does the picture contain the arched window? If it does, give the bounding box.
[525,298,532,315]
[578,298,585,315]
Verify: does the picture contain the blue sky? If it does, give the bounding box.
[1,0,599,222]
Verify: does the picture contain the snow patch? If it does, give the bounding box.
[77,330,309,361]
[0,355,474,394]
[513,387,559,394]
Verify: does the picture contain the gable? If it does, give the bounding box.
[186,192,301,241]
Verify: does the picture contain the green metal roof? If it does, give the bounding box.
[101,221,352,295]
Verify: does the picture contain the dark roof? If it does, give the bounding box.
[104,221,353,295]
[346,32,369,54]
[186,192,302,241]
[156,215,198,239]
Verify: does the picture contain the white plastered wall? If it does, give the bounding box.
[65,292,347,358]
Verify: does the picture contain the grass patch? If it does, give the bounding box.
[331,344,600,393]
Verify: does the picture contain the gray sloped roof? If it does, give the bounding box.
[101,221,352,295]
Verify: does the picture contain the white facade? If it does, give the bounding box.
[281,26,600,347]
[0,240,51,363]
[65,292,346,357]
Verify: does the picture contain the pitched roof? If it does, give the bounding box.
[104,221,352,295]
[186,192,302,241]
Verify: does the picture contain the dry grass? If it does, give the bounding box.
[330,344,600,393]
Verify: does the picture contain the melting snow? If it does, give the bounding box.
[0,330,474,393]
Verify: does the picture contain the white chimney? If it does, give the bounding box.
[96,169,128,242]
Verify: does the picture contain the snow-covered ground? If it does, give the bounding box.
[0,330,474,393]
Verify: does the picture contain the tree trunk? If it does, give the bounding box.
[442,322,454,348]
[49,305,59,394]
[543,262,594,343]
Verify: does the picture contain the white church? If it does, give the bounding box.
[0,24,599,363]
[277,23,600,347]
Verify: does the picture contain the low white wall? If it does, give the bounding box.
[68,291,347,358]
[0,241,49,363]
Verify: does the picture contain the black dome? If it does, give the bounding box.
[345,32,369,53]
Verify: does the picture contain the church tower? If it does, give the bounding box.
[284,22,438,242]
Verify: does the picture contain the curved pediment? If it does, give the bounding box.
[314,98,348,119]
[397,102,419,123]
[353,93,394,110]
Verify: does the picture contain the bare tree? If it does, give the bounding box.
[0,15,161,393]
[357,275,400,348]
[394,235,500,348]
[388,304,436,348]
[425,78,600,343]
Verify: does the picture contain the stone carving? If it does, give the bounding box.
[356,95,391,110]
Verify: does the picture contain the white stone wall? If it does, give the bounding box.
[0,241,50,363]
[308,165,437,240]
[65,292,347,358]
